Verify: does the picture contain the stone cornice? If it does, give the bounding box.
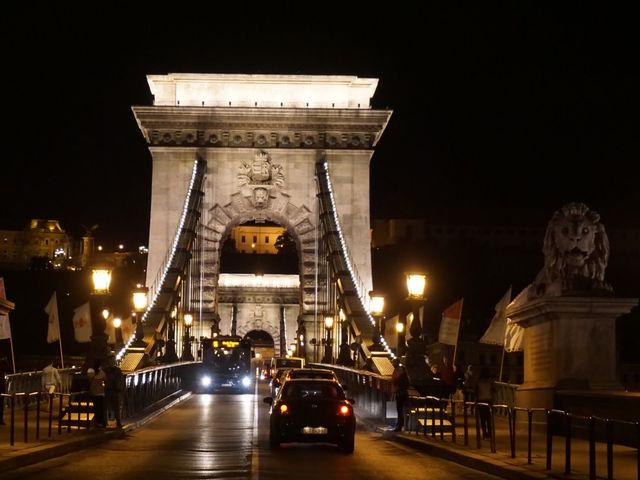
[132,106,392,148]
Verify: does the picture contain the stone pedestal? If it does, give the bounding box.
[507,296,638,409]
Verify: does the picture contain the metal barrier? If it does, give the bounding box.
[1,363,187,446]
[315,363,639,480]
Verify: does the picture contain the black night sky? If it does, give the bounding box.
[3,5,639,246]
[1,4,639,363]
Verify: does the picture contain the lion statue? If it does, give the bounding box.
[531,202,613,298]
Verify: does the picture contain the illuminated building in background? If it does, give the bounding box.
[230,224,286,254]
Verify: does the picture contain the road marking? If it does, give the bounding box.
[251,380,260,480]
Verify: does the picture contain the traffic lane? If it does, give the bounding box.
[2,392,256,480]
[257,389,501,480]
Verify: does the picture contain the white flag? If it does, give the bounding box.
[72,302,92,343]
[503,284,530,352]
[0,314,11,340]
[44,291,60,343]
[479,286,512,345]
[438,298,464,346]
[504,318,524,352]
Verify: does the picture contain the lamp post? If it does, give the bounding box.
[112,317,124,354]
[337,308,352,365]
[369,291,385,351]
[322,315,334,363]
[396,317,406,356]
[162,307,179,363]
[181,313,194,361]
[88,264,113,368]
[131,284,148,348]
[404,272,429,388]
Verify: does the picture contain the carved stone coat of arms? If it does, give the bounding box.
[238,151,285,209]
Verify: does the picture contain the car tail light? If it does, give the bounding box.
[338,404,351,416]
[279,404,289,415]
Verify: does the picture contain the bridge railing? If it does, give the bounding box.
[1,363,188,446]
[316,363,639,480]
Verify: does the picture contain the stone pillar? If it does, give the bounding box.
[231,304,237,337]
[508,296,638,409]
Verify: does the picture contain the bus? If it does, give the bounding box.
[198,335,253,392]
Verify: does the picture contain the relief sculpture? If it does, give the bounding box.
[238,150,285,209]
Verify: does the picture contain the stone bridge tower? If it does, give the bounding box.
[132,73,392,354]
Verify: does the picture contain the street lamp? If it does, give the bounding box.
[88,264,113,367]
[396,319,405,356]
[112,317,124,353]
[322,315,334,363]
[404,272,429,388]
[131,284,148,348]
[162,307,179,363]
[181,313,194,361]
[337,308,352,365]
[369,291,385,351]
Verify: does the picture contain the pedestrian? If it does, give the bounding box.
[0,356,10,425]
[476,367,495,439]
[391,358,410,432]
[463,365,477,404]
[87,362,106,427]
[104,355,124,428]
[42,360,62,395]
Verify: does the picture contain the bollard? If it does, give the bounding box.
[589,416,596,480]
[475,402,482,449]
[545,409,552,470]
[463,401,469,446]
[606,419,613,480]
[565,412,572,475]
[527,409,533,464]
[508,408,515,458]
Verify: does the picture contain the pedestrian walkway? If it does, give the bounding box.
[0,391,191,473]
[358,408,639,480]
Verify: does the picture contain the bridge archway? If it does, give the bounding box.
[133,73,392,363]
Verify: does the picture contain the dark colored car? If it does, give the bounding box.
[285,368,339,382]
[269,368,290,397]
[264,378,356,453]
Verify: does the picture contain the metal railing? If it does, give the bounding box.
[317,364,639,480]
[1,363,187,446]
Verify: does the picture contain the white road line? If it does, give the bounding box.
[251,380,260,480]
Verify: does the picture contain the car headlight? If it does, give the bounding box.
[241,376,251,387]
[201,376,212,387]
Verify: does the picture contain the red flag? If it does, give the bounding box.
[438,298,464,346]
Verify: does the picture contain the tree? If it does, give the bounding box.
[274,232,297,256]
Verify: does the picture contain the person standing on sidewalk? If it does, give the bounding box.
[42,361,62,395]
[391,358,410,432]
[476,367,495,439]
[104,355,124,428]
[0,356,10,425]
[87,363,106,427]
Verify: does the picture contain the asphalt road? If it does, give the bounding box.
[2,382,501,479]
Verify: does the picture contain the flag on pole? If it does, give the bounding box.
[44,291,60,343]
[438,298,464,346]
[479,286,512,345]
[0,277,6,300]
[504,319,524,352]
[72,302,92,343]
[0,314,11,340]
[503,284,530,352]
